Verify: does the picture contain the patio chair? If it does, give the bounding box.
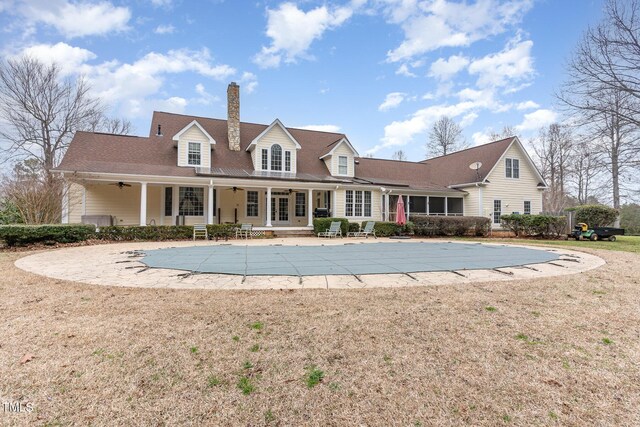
[348,221,377,238]
[318,221,342,238]
[235,223,253,239]
[193,224,208,240]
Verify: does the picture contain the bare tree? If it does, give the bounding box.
[427,116,466,157]
[532,123,574,212]
[392,150,407,161]
[88,116,133,135]
[489,125,516,141]
[0,56,131,177]
[569,136,606,205]
[560,0,640,127]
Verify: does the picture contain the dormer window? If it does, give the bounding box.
[285,151,291,172]
[271,144,282,171]
[338,156,348,175]
[261,149,268,170]
[188,142,201,166]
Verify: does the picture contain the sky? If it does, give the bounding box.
[0,0,605,161]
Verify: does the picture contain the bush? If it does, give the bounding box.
[620,204,640,235]
[500,214,566,238]
[0,199,23,225]
[412,216,491,237]
[570,204,618,228]
[348,222,361,233]
[0,224,96,247]
[313,218,349,236]
[95,224,238,241]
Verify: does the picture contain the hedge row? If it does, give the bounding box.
[312,218,350,236]
[0,224,96,247]
[568,204,618,227]
[95,225,237,241]
[412,216,491,237]
[500,214,567,238]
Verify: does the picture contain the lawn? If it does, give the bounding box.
[471,235,640,254]
[1,245,640,426]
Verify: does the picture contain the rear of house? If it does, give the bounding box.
[56,82,546,232]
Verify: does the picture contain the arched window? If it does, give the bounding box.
[271,144,282,171]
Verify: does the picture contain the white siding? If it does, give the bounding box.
[483,143,544,228]
[334,188,382,221]
[82,183,162,226]
[461,186,481,218]
[252,125,298,172]
[323,142,355,177]
[67,182,84,223]
[177,124,211,168]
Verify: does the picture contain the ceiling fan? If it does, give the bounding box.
[225,186,245,193]
[108,182,132,189]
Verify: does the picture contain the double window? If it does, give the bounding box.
[188,142,201,166]
[345,190,372,217]
[493,199,502,224]
[179,187,204,216]
[295,192,306,216]
[505,158,520,178]
[246,191,259,217]
[338,156,348,175]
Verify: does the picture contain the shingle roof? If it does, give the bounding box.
[55,111,518,192]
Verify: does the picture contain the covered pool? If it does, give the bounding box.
[141,242,560,276]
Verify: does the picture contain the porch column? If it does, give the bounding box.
[307,189,313,227]
[207,185,214,224]
[266,187,272,227]
[172,185,179,225]
[140,182,147,226]
[406,195,410,220]
[332,189,337,217]
[61,181,69,224]
[444,196,448,216]
[384,194,390,221]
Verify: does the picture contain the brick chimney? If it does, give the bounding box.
[227,82,240,151]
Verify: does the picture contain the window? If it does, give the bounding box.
[493,199,502,224]
[345,190,372,217]
[179,187,204,216]
[261,149,268,170]
[285,151,291,172]
[364,191,371,217]
[164,187,172,216]
[506,158,520,178]
[188,142,201,166]
[295,192,306,216]
[271,144,282,171]
[524,200,531,215]
[338,156,348,175]
[345,190,354,216]
[246,191,259,217]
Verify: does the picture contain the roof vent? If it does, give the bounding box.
[157,124,163,136]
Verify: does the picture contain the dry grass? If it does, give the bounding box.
[1,246,640,426]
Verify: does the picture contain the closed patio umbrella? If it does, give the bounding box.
[396,195,406,226]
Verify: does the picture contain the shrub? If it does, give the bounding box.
[500,214,566,238]
[570,204,619,228]
[0,199,23,225]
[370,221,403,237]
[312,218,349,236]
[412,216,491,237]
[95,224,237,241]
[620,204,640,235]
[0,224,96,247]
[348,222,361,233]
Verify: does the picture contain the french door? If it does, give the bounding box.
[271,196,289,224]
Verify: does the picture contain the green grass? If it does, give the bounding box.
[250,344,260,352]
[206,375,221,388]
[250,321,264,330]
[462,235,640,254]
[237,376,255,395]
[602,337,613,345]
[485,306,497,312]
[305,365,325,388]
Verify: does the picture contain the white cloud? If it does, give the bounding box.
[516,100,539,110]
[378,92,406,111]
[192,83,218,105]
[385,0,534,62]
[460,112,478,127]
[20,0,131,38]
[395,63,416,77]
[20,42,96,75]
[253,2,357,68]
[472,131,493,146]
[239,72,258,94]
[297,124,341,133]
[150,0,173,6]
[429,54,469,80]
[468,38,534,89]
[516,108,557,132]
[154,24,175,34]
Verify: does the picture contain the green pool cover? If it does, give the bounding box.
[141,242,559,276]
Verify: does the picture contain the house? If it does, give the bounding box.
[55,82,547,232]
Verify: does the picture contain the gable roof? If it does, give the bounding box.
[172,120,216,144]
[420,137,515,186]
[319,137,360,159]
[245,118,302,151]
